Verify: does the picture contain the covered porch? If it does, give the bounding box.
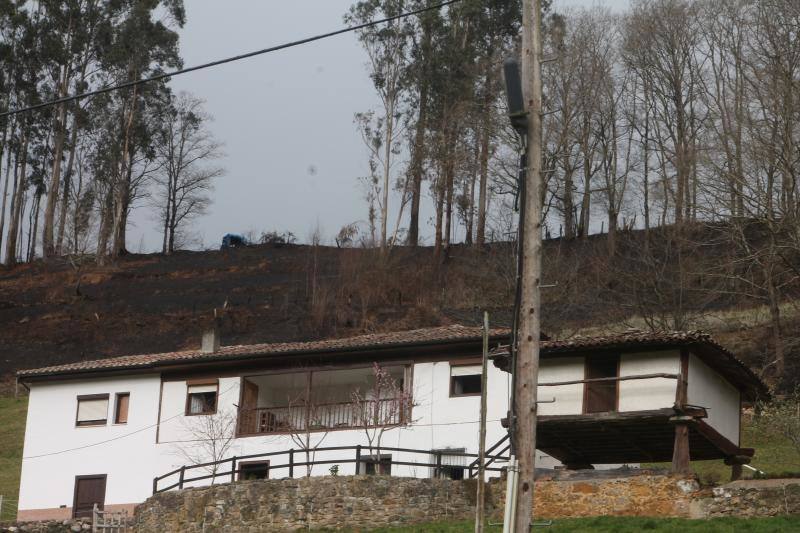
[236,365,410,436]
[534,406,754,473]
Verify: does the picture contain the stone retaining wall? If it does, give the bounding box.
[10,475,796,532]
[691,480,800,518]
[133,476,492,532]
[496,473,701,518]
[0,518,94,532]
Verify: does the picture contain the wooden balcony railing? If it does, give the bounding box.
[237,398,409,436]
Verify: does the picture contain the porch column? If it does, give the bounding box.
[670,422,691,475]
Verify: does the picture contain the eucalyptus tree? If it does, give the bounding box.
[93,0,185,259]
[347,0,414,251]
[39,0,103,259]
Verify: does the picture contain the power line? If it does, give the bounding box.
[22,382,239,460]
[0,0,462,119]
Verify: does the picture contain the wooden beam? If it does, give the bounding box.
[540,373,679,387]
[671,423,691,475]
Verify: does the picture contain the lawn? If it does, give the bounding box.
[0,396,27,519]
[358,516,800,532]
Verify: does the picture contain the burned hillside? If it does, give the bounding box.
[1,222,798,391]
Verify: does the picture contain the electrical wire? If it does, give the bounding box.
[22,382,239,460]
[0,0,462,119]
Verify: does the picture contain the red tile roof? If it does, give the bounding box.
[492,329,769,399]
[17,325,511,379]
[18,326,768,399]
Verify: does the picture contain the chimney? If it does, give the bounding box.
[201,327,220,353]
[201,308,222,353]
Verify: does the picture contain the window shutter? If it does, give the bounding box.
[450,365,481,377]
[188,384,217,394]
[77,398,109,422]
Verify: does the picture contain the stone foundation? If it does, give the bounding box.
[495,472,701,518]
[0,518,94,532]
[691,479,800,518]
[133,476,491,532]
[9,474,790,532]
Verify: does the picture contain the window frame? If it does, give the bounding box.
[113,392,130,425]
[185,379,219,416]
[449,361,483,398]
[359,454,392,475]
[75,394,110,427]
[238,460,270,481]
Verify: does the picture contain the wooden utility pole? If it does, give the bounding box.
[514,0,543,530]
[475,311,490,533]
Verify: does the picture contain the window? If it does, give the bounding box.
[450,364,482,397]
[431,448,466,480]
[186,380,218,415]
[238,461,269,481]
[76,394,109,427]
[584,355,619,413]
[359,454,392,475]
[114,393,129,424]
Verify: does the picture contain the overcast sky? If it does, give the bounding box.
[127,0,631,252]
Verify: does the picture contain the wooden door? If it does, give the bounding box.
[584,355,619,413]
[240,380,259,434]
[73,475,106,518]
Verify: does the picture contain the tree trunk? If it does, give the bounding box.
[380,96,395,251]
[434,171,444,255]
[28,192,41,262]
[5,133,28,266]
[0,125,9,255]
[96,188,113,262]
[43,61,71,259]
[111,82,139,258]
[406,17,432,247]
[443,134,454,249]
[56,110,81,255]
[475,64,493,247]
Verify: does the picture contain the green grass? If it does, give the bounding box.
[644,417,800,485]
[0,396,27,508]
[356,517,800,532]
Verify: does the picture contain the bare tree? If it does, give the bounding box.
[350,363,414,474]
[284,389,331,478]
[348,0,412,252]
[174,411,237,484]
[154,92,224,254]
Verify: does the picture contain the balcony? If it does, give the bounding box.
[236,365,410,437]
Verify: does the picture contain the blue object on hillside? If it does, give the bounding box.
[221,234,247,250]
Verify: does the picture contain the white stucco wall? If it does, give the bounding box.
[687,354,740,444]
[536,357,584,415]
[23,349,725,517]
[18,375,163,512]
[618,351,680,412]
[18,358,525,516]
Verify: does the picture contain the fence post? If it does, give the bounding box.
[289,449,294,478]
[92,503,98,533]
[179,466,185,490]
[152,477,158,495]
[0,494,3,520]
[435,451,442,479]
[355,445,362,475]
[231,456,237,483]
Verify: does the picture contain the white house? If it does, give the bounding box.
[15,325,766,521]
